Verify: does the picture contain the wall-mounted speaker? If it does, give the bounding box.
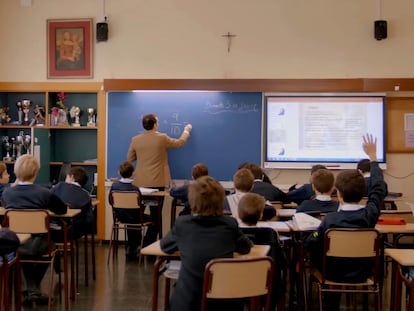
[96,22,108,42]
[374,20,387,41]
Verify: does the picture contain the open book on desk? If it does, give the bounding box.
[292,212,322,231]
[139,187,159,195]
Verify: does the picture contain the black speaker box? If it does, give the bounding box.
[374,20,387,40]
[96,22,108,42]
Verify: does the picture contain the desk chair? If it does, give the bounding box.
[307,228,381,311]
[240,227,287,310]
[0,253,21,311]
[200,256,274,311]
[0,229,21,311]
[170,198,185,228]
[107,191,153,264]
[3,209,60,311]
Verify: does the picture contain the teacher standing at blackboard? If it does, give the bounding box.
[127,113,193,188]
[127,113,192,244]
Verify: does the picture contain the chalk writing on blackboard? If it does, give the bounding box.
[204,100,259,114]
[159,113,190,136]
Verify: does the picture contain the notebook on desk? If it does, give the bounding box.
[292,212,321,231]
[139,187,159,195]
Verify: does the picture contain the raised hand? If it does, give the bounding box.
[362,134,377,162]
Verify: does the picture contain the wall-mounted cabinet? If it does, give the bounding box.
[0,82,105,239]
[0,88,98,187]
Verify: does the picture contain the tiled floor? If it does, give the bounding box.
[18,242,406,311]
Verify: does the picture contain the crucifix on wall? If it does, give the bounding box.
[221,32,237,53]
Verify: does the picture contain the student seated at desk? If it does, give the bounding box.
[2,154,67,305]
[238,193,287,311]
[51,166,94,239]
[224,168,276,220]
[243,163,292,205]
[169,162,208,216]
[109,161,152,260]
[357,158,389,197]
[287,164,327,205]
[296,168,339,215]
[305,134,387,310]
[0,161,10,202]
[160,176,252,311]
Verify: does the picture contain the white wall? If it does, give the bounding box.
[2,0,414,81]
[0,0,413,203]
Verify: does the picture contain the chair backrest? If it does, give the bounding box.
[200,257,274,311]
[325,228,379,258]
[109,191,141,209]
[321,228,381,282]
[4,209,50,234]
[3,209,53,256]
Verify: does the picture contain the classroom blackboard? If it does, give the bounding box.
[107,92,262,181]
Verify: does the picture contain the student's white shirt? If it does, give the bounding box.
[338,203,366,212]
[314,194,332,201]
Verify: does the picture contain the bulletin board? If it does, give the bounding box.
[386,97,414,152]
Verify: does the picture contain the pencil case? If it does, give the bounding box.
[376,216,406,225]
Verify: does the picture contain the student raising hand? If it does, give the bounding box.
[362,134,377,162]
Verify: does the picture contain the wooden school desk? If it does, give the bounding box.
[385,249,414,311]
[141,191,169,239]
[141,241,270,311]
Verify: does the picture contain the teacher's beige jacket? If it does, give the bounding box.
[126,130,190,188]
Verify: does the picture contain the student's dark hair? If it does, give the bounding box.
[191,163,208,180]
[335,170,366,203]
[189,176,225,216]
[69,166,88,187]
[233,168,254,192]
[312,169,334,194]
[310,164,327,175]
[357,159,371,173]
[243,163,263,180]
[142,113,157,130]
[238,193,265,225]
[119,161,134,178]
[238,162,249,170]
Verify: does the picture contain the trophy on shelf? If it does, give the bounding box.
[33,105,46,125]
[10,137,16,160]
[2,136,12,161]
[70,106,81,127]
[15,131,24,158]
[16,101,23,124]
[23,134,31,154]
[87,108,96,127]
[22,99,32,125]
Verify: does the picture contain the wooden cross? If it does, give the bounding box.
[221,32,237,53]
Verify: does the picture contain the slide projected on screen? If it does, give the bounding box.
[264,95,386,169]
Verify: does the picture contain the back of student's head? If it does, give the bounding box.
[312,169,335,194]
[311,164,327,175]
[14,154,39,182]
[233,168,254,192]
[142,113,157,130]
[238,162,250,170]
[119,161,134,178]
[335,170,366,203]
[191,163,208,180]
[189,176,225,216]
[243,163,263,180]
[357,159,371,173]
[238,193,265,225]
[69,166,88,188]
